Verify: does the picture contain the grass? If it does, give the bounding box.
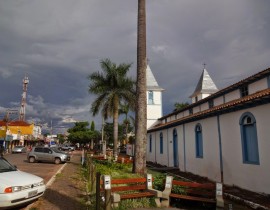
[81,156,162,210]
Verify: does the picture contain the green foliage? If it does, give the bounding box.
[152,173,166,191]
[103,122,130,146]
[90,121,95,131]
[57,134,65,144]
[67,121,101,145]
[174,102,190,111]
[93,159,135,178]
[88,58,136,119]
[88,58,136,155]
[113,197,156,210]
[68,122,89,133]
[172,185,187,194]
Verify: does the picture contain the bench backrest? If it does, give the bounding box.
[100,176,153,192]
[171,180,216,197]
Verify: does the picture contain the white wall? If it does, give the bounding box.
[221,104,270,194]
[214,96,224,106]
[147,91,162,129]
[224,90,240,102]
[200,102,209,111]
[184,119,221,181]
[249,78,268,94]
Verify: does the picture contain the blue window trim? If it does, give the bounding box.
[149,135,152,153]
[195,123,203,158]
[239,112,260,165]
[160,132,163,154]
[173,129,179,167]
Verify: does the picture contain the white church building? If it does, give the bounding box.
[146,66,270,195]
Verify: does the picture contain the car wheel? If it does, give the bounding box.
[29,156,36,163]
[55,158,61,164]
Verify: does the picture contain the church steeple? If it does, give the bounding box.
[146,65,163,91]
[146,64,164,129]
[190,67,218,103]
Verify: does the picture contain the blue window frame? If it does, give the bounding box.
[160,133,163,154]
[195,124,203,158]
[148,91,154,104]
[239,112,260,164]
[149,135,152,153]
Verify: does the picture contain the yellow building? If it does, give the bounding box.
[0,120,34,150]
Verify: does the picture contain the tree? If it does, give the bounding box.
[119,103,134,144]
[67,122,100,146]
[57,134,65,144]
[88,58,136,156]
[174,102,190,111]
[90,121,95,131]
[133,0,147,174]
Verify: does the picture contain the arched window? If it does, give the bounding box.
[149,135,152,153]
[173,129,179,167]
[195,124,203,158]
[160,132,163,154]
[239,112,260,164]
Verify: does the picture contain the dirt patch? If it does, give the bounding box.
[28,152,87,210]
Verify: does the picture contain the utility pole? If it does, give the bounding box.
[19,76,29,121]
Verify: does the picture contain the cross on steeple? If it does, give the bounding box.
[203,63,207,69]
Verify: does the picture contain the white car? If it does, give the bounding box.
[0,157,46,208]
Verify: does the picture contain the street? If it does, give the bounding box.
[4,152,64,184]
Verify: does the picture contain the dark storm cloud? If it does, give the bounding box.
[0,0,269,132]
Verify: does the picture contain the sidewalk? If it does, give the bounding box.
[27,151,86,210]
[25,152,184,210]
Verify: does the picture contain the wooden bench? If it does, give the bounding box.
[161,176,224,208]
[101,174,162,208]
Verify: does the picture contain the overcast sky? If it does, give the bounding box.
[0,0,269,134]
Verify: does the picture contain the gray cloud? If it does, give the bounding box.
[0,0,269,132]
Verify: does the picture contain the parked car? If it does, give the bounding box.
[0,157,46,208]
[58,144,75,151]
[27,146,70,164]
[12,145,27,153]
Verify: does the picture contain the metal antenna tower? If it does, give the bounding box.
[19,76,29,121]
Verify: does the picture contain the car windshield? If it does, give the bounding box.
[0,158,17,173]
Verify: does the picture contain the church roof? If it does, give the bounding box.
[146,65,164,91]
[148,88,270,132]
[190,68,218,98]
[0,120,31,127]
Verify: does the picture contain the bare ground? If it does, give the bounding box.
[27,151,87,210]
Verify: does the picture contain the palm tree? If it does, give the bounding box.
[119,103,133,144]
[133,0,147,174]
[88,58,135,156]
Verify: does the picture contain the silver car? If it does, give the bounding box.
[27,147,69,164]
[12,145,27,153]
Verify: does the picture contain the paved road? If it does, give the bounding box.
[4,152,64,184]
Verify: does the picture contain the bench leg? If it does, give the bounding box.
[161,198,170,207]
[112,193,121,208]
[154,197,161,207]
[216,195,225,209]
